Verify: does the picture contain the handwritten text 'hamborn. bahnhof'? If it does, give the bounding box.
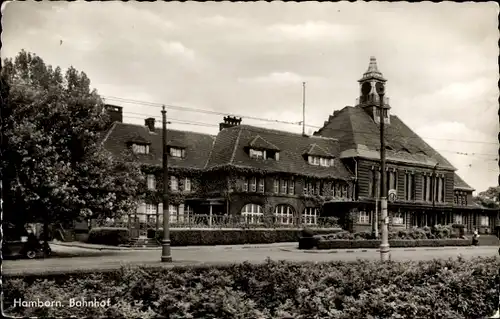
[13,298,111,308]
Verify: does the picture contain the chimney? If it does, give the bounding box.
[219,116,242,131]
[105,104,123,124]
[145,117,155,132]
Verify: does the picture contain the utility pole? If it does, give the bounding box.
[161,105,172,262]
[379,92,390,262]
[302,82,306,135]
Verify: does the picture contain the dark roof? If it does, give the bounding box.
[314,106,455,170]
[206,125,353,180]
[102,122,215,170]
[454,173,475,191]
[248,135,280,151]
[305,144,334,158]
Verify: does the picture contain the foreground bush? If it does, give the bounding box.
[313,238,471,249]
[4,257,499,318]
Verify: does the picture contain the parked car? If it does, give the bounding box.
[2,224,51,259]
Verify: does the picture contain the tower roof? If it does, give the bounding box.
[359,56,386,82]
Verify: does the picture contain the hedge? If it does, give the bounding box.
[312,238,472,250]
[84,227,342,246]
[87,227,130,246]
[321,225,462,241]
[156,228,343,246]
[3,258,499,318]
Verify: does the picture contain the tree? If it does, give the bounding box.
[474,186,500,209]
[1,50,144,238]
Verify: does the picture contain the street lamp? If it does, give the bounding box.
[161,105,172,262]
[378,89,390,262]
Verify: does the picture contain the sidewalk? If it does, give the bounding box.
[51,241,299,251]
[281,246,479,254]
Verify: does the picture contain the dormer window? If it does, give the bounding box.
[308,156,334,167]
[169,147,185,158]
[249,148,280,161]
[132,143,149,154]
[249,149,264,159]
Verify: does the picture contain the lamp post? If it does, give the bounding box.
[379,92,390,262]
[161,105,172,262]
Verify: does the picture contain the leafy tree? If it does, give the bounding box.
[474,186,500,209]
[1,50,145,239]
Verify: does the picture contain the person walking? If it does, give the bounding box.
[472,229,480,246]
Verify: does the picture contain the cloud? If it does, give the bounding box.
[415,121,497,193]
[238,72,327,86]
[267,21,360,41]
[198,15,246,27]
[158,40,195,60]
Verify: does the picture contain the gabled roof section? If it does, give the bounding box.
[248,135,280,151]
[454,173,475,191]
[314,106,456,170]
[206,125,352,180]
[304,143,334,158]
[127,134,151,145]
[102,122,215,170]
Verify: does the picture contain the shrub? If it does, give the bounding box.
[87,227,130,246]
[314,239,472,249]
[3,258,499,318]
[155,228,341,246]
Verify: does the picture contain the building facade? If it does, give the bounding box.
[101,57,497,236]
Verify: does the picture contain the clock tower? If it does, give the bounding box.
[356,56,391,124]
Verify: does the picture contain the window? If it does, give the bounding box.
[288,180,295,195]
[274,205,295,225]
[392,212,404,225]
[316,181,321,196]
[258,179,265,193]
[146,204,157,215]
[243,178,249,192]
[370,170,380,198]
[241,204,263,224]
[249,149,264,159]
[480,215,489,227]
[169,204,183,223]
[342,184,348,199]
[185,204,193,221]
[423,175,432,202]
[454,213,463,225]
[386,170,397,193]
[273,179,279,193]
[302,207,319,225]
[405,173,415,201]
[281,179,288,194]
[170,147,184,158]
[368,171,374,198]
[440,177,445,202]
[184,178,191,192]
[308,156,333,167]
[308,156,320,166]
[170,176,178,191]
[132,143,149,154]
[266,150,280,161]
[358,211,370,224]
[250,177,257,192]
[147,174,156,190]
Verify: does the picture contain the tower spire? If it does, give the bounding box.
[359,56,386,82]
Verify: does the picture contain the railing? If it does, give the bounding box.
[93,215,340,230]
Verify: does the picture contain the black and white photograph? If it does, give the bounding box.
[1,1,499,318]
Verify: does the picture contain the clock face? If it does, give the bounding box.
[376,82,385,95]
[361,82,371,95]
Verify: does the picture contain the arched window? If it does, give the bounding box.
[241,204,263,224]
[274,205,295,225]
[302,207,319,225]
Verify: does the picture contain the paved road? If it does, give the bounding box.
[3,244,499,276]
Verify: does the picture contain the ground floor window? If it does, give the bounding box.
[169,204,184,223]
[302,207,319,225]
[480,215,489,227]
[454,213,463,225]
[392,212,404,225]
[358,211,370,224]
[274,205,295,224]
[241,203,264,224]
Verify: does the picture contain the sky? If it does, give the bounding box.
[2,1,499,193]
